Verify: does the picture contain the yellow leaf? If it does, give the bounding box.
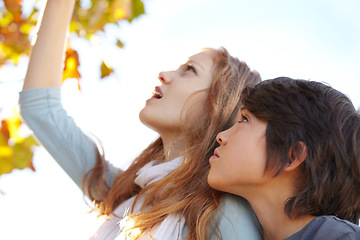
[114,8,126,19]
[100,60,114,78]
[19,23,34,35]
[116,39,124,48]
[112,0,132,20]
[0,146,13,158]
[0,11,14,27]
[5,109,23,143]
[0,135,38,175]
[0,156,13,175]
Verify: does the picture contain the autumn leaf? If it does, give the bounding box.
[100,60,114,79]
[128,0,145,22]
[0,134,37,175]
[0,0,146,176]
[116,39,124,48]
[11,135,37,171]
[1,0,145,75]
[4,109,23,142]
[62,47,82,90]
[0,120,10,141]
[0,109,38,175]
[111,0,133,20]
[3,0,23,14]
[0,3,37,67]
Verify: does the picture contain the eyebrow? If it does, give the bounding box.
[239,107,252,117]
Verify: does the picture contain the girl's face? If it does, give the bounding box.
[139,50,214,141]
[208,109,270,196]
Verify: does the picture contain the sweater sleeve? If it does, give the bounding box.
[215,194,263,240]
[19,88,120,192]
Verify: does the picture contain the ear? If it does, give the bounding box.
[284,141,307,172]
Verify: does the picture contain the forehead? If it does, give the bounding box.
[188,50,215,68]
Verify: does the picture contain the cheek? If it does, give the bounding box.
[180,92,208,121]
[208,137,268,192]
[208,149,242,192]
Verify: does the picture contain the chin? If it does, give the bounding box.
[208,171,230,193]
[207,172,220,190]
[139,107,162,134]
[139,107,153,128]
[139,106,147,123]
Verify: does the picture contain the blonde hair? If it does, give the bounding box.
[83,47,261,239]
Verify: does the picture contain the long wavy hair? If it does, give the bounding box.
[83,47,261,239]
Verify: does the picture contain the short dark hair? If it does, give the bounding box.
[240,77,360,224]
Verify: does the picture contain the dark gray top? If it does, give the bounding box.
[285,216,360,240]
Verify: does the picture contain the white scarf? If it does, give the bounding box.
[90,157,184,240]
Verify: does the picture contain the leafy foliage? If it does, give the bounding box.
[0,0,36,66]
[0,0,145,176]
[1,0,144,80]
[0,109,38,175]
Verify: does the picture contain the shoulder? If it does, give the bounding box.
[214,193,263,240]
[288,216,360,240]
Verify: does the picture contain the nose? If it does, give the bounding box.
[216,129,229,145]
[158,71,173,84]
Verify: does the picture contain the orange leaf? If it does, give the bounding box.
[4,109,23,143]
[0,10,32,66]
[62,48,81,88]
[4,0,23,13]
[0,120,10,142]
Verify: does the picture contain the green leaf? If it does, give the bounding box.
[128,0,145,22]
[23,135,39,147]
[12,140,34,170]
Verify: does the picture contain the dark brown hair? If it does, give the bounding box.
[241,77,360,224]
[83,47,261,239]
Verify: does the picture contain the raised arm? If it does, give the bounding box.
[23,0,75,89]
[20,0,119,195]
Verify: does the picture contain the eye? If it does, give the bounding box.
[185,63,196,73]
[238,114,249,123]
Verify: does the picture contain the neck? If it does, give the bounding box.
[238,175,315,240]
[161,134,185,162]
[251,198,315,240]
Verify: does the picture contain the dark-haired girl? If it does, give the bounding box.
[209,77,360,240]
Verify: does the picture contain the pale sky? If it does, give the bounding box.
[0,0,359,239]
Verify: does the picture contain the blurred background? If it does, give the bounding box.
[1,0,359,239]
